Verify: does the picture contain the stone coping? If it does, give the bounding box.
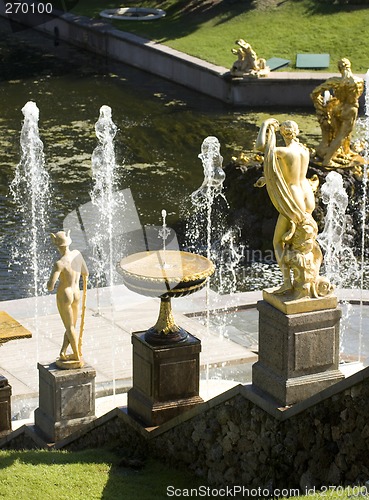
[0,287,367,322]
[4,360,369,449]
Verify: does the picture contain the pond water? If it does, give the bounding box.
[0,18,336,301]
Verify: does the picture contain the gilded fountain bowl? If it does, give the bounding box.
[117,250,215,299]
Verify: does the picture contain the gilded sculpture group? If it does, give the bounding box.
[230,39,364,167]
[49,52,364,367]
[230,39,270,78]
[254,57,364,300]
[230,40,363,299]
[311,58,364,167]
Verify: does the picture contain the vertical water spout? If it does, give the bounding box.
[189,137,243,343]
[191,136,226,263]
[10,101,52,362]
[359,71,369,362]
[10,101,51,298]
[90,105,119,396]
[318,171,359,358]
[90,105,118,292]
[318,171,358,285]
[159,209,170,268]
[191,137,225,316]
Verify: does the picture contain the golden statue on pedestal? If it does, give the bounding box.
[47,230,89,369]
[311,58,364,167]
[255,119,333,300]
[230,39,270,78]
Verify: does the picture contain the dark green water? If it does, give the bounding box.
[0,18,320,300]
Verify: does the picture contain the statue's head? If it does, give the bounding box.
[280,120,299,140]
[338,58,351,74]
[51,230,72,248]
[236,39,250,50]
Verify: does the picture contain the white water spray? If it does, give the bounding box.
[159,209,171,268]
[10,101,51,298]
[90,105,119,292]
[358,71,369,363]
[90,105,119,397]
[318,171,359,286]
[318,171,360,358]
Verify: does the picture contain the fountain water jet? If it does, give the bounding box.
[89,105,121,397]
[318,171,360,359]
[188,137,244,341]
[90,105,119,293]
[318,171,359,287]
[358,71,369,363]
[158,209,171,268]
[10,101,52,299]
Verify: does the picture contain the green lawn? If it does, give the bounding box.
[70,0,369,73]
[0,448,365,499]
[0,449,204,499]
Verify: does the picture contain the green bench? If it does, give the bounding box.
[296,53,330,69]
[266,57,290,71]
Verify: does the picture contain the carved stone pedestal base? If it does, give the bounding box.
[252,300,344,406]
[34,362,96,442]
[0,375,11,434]
[128,332,203,427]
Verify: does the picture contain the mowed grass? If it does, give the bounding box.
[0,449,365,499]
[70,0,369,72]
[0,449,204,500]
[0,447,363,499]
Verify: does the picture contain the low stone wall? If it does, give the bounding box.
[2,368,369,490]
[59,410,148,455]
[150,373,369,490]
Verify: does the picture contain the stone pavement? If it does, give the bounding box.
[1,286,368,424]
[0,285,261,421]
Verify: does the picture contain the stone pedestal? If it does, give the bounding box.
[128,332,203,427]
[34,362,96,442]
[252,298,344,406]
[0,375,12,434]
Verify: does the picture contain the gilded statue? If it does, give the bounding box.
[230,39,269,78]
[255,119,333,299]
[47,230,89,369]
[311,58,364,167]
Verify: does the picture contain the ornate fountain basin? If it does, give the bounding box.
[100,8,166,21]
[117,250,214,344]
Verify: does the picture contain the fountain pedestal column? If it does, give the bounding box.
[0,376,12,434]
[128,332,203,427]
[34,363,96,442]
[117,250,214,427]
[252,290,344,406]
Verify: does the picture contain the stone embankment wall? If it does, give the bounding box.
[4,369,369,492]
[151,382,369,490]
